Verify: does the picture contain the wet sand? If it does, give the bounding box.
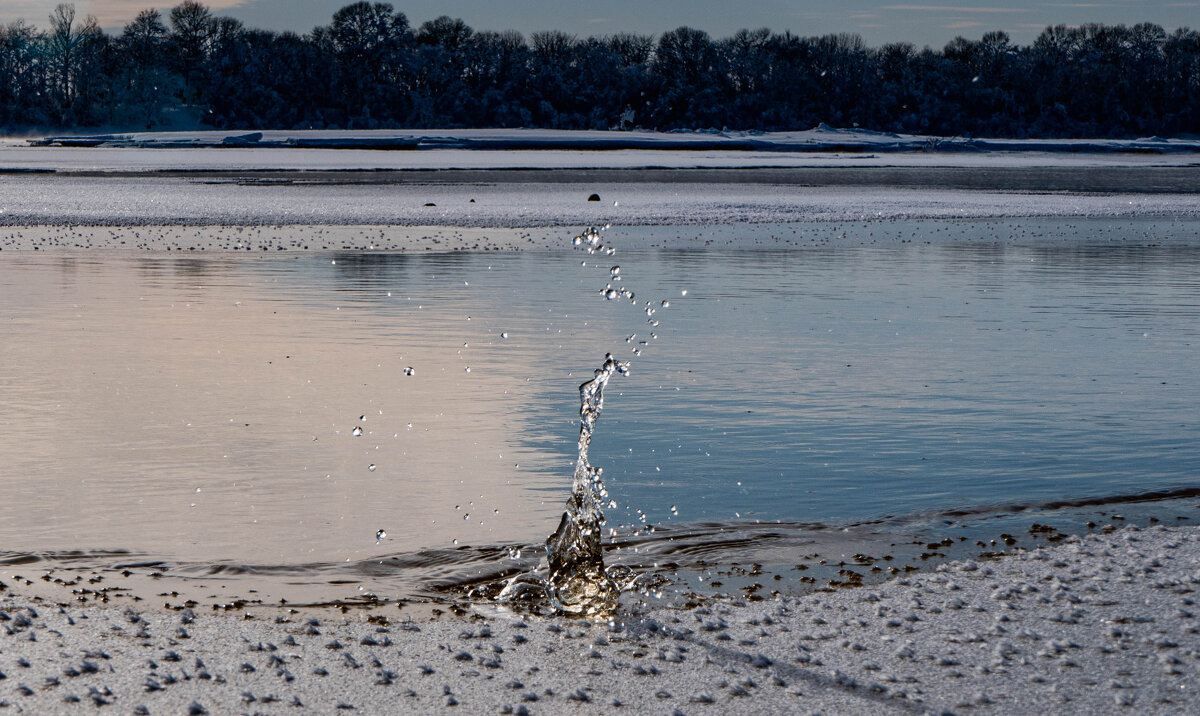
[3,524,1197,714]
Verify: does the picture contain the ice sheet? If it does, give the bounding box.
[4,127,1199,172]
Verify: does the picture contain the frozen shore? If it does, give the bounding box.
[2,524,1197,713]
[4,127,1199,235]
[2,177,1200,241]
[5,127,1200,176]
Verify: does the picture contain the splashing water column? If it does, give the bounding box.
[544,353,628,615]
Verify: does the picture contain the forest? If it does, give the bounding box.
[1,1,1198,137]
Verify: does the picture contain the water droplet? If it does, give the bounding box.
[375,529,386,542]
[500,332,508,339]
[610,266,620,277]
[661,300,670,308]
[602,288,619,300]
[194,487,201,493]
[368,464,377,471]
[352,426,363,437]
[464,366,471,373]
[463,513,470,520]
[681,289,687,296]
[404,366,415,376]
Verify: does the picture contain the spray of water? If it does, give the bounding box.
[498,225,661,615]
[544,352,629,614]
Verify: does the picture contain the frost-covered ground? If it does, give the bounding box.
[3,525,1198,714]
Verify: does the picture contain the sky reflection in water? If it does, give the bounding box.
[1,220,1198,597]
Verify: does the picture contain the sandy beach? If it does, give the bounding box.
[2,524,1197,713]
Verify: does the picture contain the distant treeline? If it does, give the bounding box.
[2,1,1198,137]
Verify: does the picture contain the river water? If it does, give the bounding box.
[2,217,1198,608]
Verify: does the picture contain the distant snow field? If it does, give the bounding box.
[1,128,1197,249]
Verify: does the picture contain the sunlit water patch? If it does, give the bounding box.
[1,218,1199,610]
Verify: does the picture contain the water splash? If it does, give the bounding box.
[498,226,652,615]
[544,352,629,615]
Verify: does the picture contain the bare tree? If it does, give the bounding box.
[169,0,216,103]
[45,3,103,125]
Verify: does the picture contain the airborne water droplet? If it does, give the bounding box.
[404,366,415,376]
[368,464,377,471]
[376,529,386,542]
[352,426,363,437]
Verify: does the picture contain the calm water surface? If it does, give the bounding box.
[2,218,1198,604]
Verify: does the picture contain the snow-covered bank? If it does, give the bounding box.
[2,178,1200,236]
[4,127,1200,173]
[3,525,1197,714]
[24,126,1200,155]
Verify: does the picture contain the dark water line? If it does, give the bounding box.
[43,167,1200,194]
[938,485,1200,519]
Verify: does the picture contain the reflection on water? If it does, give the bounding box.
[1,218,1199,604]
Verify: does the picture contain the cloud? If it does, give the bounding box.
[945,21,984,28]
[883,5,1031,12]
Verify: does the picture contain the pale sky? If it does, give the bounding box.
[2,1,1195,49]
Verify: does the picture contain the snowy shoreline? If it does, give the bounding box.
[5,127,1200,175]
[3,524,1198,713]
[2,179,1200,240]
[21,126,1200,156]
